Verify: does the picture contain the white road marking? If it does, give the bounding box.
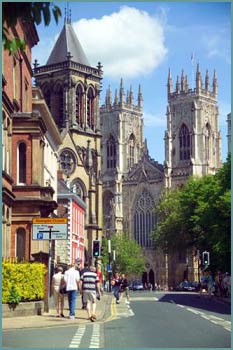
[89,324,101,348]
[69,326,86,348]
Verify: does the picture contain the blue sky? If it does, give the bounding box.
[32,1,231,164]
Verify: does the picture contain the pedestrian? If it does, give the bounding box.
[80,265,100,322]
[96,265,103,296]
[199,270,208,296]
[111,273,121,304]
[64,262,81,319]
[51,266,65,317]
[119,273,130,304]
[206,270,214,299]
[80,261,89,309]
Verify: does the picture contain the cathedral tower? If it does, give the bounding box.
[33,17,103,265]
[165,65,222,188]
[100,80,144,235]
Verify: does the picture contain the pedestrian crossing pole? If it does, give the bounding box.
[108,240,111,292]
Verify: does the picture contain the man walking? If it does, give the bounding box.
[64,263,80,319]
[80,265,100,322]
[80,262,89,309]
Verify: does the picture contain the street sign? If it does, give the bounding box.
[32,218,68,240]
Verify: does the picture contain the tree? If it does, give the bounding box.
[2,2,61,54]
[153,156,231,272]
[101,234,145,278]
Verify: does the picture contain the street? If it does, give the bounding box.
[2,291,231,348]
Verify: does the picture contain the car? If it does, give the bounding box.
[175,281,196,292]
[129,280,144,291]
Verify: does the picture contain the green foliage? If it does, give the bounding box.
[7,285,21,305]
[102,234,145,277]
[153,156,231,273]
[2,2,61,54]
[2,262,46,304]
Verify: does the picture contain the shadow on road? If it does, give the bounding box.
[157,293,231,315]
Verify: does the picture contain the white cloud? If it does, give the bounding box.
[73,6,168,79]
[202,29,231,64]
[143,111,166,127]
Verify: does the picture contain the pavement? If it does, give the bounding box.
[2,293,114,330]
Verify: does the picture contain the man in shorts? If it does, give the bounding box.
[80,265,100,322]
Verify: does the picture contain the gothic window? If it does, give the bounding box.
[43,87,51,111]
[18,142,26,184]
[54,84,63,128]
[87,87,95,129]
[107,135,116,169]
[205,123,211,161]
[71,179,86,202]
[179,124,191,160]
[76,84,84,126]
[16,227,26,261]
[128,134,135,168]
[133,190,156,248]
[59,149,76,175]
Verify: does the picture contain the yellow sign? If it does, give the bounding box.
[32,218,68,224]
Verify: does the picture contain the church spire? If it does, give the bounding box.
[175,76,180,93]
[137,84,143,110]
[167,68,172,97]
[196,62,202,93]
[213,69,218,96]
[129,85,133,106]
[181,69,185,92]
[119,78,125,105]
[205,69,209,92]
[114,89,118,106]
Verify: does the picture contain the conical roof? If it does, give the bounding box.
[46,23,90,66]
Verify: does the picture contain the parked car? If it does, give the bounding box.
[129,280,144,291]
[175,281,196,292]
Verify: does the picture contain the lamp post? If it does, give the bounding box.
[108,240,111,292]
[112,249,116,276]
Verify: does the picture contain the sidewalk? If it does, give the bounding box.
[2,293,113,330]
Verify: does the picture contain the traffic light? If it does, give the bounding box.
[93,240,100,257]
[202,251,210,266]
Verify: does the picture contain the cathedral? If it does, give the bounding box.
[33,17,221,287]
[101,67,221,288]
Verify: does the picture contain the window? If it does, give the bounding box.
[205,123,211,161]
[87,88,95,129]
[107,135,116,169]
[44,88,51,111]
[16,228,26,261]
[134,190,156,248]
[71,179,86,202]
[54,84,63,128]
[18,142,26,184]
[129,134,135,168]
[179,124,191,160]
[59,149,76,175]
[76,84,83,126]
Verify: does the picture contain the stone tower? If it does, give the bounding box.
[33,18,103,265]
[100,80,144,236]
[164,65,222,188]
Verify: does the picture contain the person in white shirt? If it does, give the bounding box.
[52,266,65,317]
[64,263,80,319]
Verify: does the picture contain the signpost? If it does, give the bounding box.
[32,218,68,303]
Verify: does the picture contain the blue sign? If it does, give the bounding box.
[106,264,112,272]
[37,232,43,239]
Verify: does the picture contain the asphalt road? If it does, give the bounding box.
[2,291,231,348]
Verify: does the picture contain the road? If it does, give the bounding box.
[2,291,231,348]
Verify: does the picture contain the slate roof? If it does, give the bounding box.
[46,23,90,66]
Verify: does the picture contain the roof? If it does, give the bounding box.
[46,23,90,66]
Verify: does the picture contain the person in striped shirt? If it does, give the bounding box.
[80,265,100,322]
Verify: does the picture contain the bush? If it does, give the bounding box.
[2,262,46,303]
